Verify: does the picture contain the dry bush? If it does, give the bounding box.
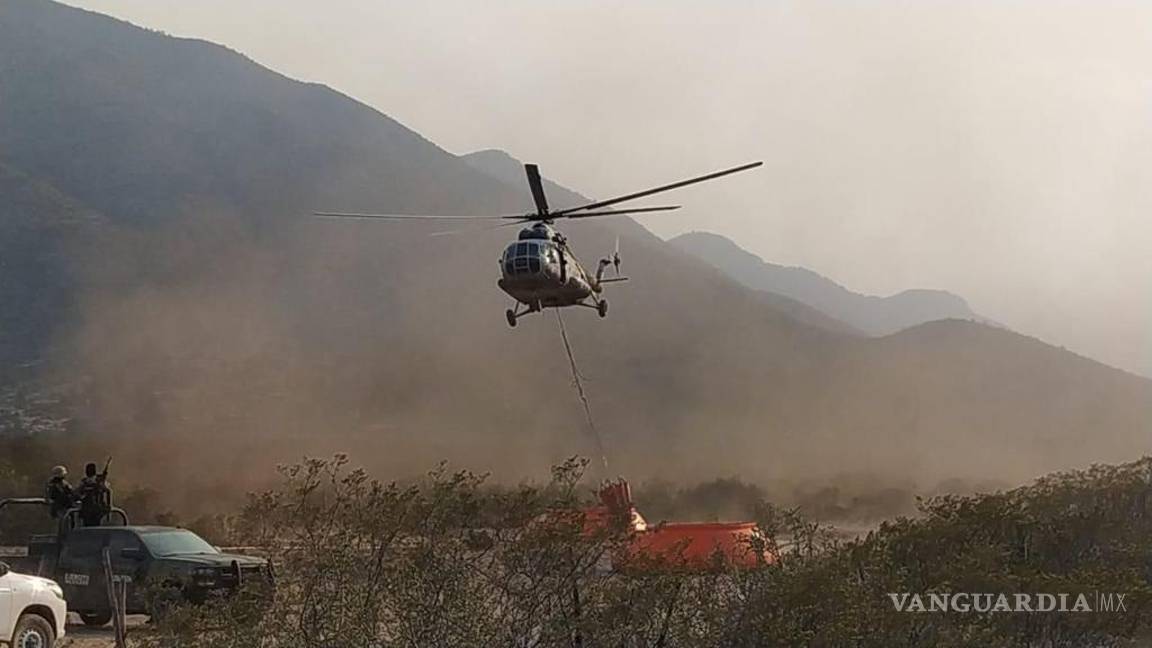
[122,456,1152,647]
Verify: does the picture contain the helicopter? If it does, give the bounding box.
[315,160,762,326]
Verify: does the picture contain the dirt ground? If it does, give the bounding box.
[58,615,147,648]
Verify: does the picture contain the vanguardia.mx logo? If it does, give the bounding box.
[888,592,1128,613]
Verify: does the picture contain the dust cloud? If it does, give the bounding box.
[32,211,1150,521]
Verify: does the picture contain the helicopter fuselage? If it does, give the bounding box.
[497,225,600,310]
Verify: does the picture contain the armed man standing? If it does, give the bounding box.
[76,459,112,527]
[44,465,75,519]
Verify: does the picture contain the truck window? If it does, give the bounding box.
[107,530,144,554]
[140,530,218,557]
[64,533,103,560]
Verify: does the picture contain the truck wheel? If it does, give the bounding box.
[13,614,54,648]
[80,610,112,627]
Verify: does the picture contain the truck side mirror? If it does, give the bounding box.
[0,562,9,576]
[120,548,144,561]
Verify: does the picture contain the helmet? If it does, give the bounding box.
[51,465,67,478]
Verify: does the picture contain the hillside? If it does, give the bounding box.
[461,149,590,212]
[0,0,1147,490]
[0,0,520,225]
[669,231,987,335]
[822,321,1152,480]
[0,162,101,367]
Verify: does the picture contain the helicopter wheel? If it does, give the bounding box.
[597,300,609,318]
[506,308,517,327]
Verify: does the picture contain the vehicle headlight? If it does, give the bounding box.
[47,582,65,601]
[192,567,218,584]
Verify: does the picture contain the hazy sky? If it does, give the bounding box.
[65,1,1152,376]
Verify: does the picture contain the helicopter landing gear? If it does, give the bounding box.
[506,302,540,327]
[597,299,609,318]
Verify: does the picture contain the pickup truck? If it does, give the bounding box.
[21,525,271,627]
[0,561,67,648]
[1,499,270,627]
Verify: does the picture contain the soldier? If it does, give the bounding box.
[44,465,75,519]
[76,461,111,527]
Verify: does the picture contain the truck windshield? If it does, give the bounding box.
[140,531,219,556]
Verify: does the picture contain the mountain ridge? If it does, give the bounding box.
[669,230,989,336]
[0,0,1147,488]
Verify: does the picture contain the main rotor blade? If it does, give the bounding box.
[313,211,524,221]
[552,161,763,216]
[429,219,529,237]
[561,205,681,219]
[524,164,550,217]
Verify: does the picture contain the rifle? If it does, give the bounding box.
[97,456,113,512]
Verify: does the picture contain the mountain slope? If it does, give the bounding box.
[0,162,101,367]
[0,0,522,225]
[0,0,1147,489]
[669,231,986,335]
[461,149,590,212]
[822,320,1152,479]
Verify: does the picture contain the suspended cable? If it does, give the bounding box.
[555,308,609,473]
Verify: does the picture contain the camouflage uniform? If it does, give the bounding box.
[44,466,75,519]
[77,464,111,527]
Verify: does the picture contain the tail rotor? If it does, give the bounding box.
[596,237,628,285]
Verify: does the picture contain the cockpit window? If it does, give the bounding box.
[504,241,545,275]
